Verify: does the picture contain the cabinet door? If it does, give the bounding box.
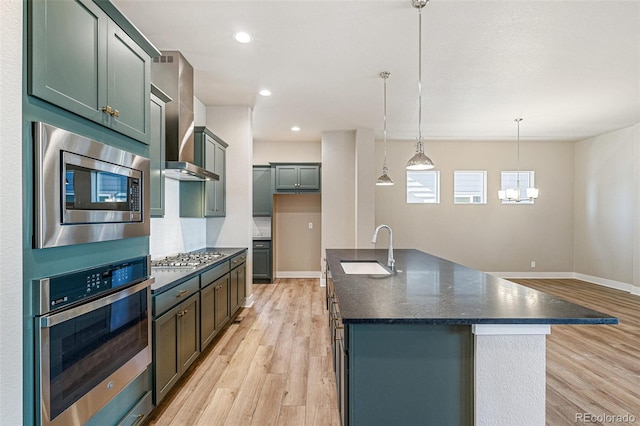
[150,93,165,217]
[274,165,299,191]
[298,165,321,190]
[253,167,272,216]
[204,135,217,216]
[178,294,200,373]
[153,304,180,404]
[29,0,108,122]
[200,284,216,349]
[230,268,239,314]
[213,143,226,216]
[253,247,271,280]
[215,276,230,329]
[107,22,151,143]
[238,263,246,302]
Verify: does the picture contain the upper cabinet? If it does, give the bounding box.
[28,0,160,144]
[150,85,172,217]
[180,127,228,218]
[273,163,321,193]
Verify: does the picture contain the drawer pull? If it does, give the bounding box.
[255,244,264,248]
[101,105,113,115]
[112,109,120,118]
[132,414,145,426]
[176,290,189,298]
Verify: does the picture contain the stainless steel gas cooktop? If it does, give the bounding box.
[150,251,227,270]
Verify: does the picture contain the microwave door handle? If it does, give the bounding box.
[40,278,154,328]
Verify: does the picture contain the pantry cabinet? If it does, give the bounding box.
[29,0,158,144]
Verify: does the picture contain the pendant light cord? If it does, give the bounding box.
[516,118,522,192]
[418,5,423,143]
[383,73,389,170]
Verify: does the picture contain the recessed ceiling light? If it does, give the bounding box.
[259,89,272,97]
[291,126,301,132]
[233,32,252,44]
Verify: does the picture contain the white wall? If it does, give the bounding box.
[321,129,377,259]
[149,96,208,258]
[0,0,23,423]
[205,106,253,298]
[253,140,321,164]
[375,139,575,273]
[574,124,640,294]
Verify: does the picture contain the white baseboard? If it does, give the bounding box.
[488,272,575,279]
[242,293,256,308]
[573,273,633,293]
[275,271,321,279]
[489,271,639,297]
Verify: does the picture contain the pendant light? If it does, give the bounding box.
[406,0,434,171]
[498,118,539,202]
[376,71,394,186]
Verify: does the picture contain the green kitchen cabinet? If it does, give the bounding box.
[230,251,247,314]
[273,163,321,192]
[252,240,272,283]
[180,127,227,217]
[29,0,156,144]
[215,275,231,330]
[150,85,171,217]
[253,166,273,216]
[200,262,231,350]
[152,277,201,404]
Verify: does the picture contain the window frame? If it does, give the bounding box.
[453,170,487,205]
[406,170,440,204]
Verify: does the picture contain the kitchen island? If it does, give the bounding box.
[325,249,617,426]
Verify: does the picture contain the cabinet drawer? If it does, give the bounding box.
[116,391,152,426]
[201,262,230,287]
[253,240,271,249]
[153,276,199,317]
[230,251,247,269]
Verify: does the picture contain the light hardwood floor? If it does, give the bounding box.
[146,278,640,426]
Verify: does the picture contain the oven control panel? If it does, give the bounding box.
[35,256,149,315]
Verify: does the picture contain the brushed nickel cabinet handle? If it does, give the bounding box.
[101,105,113,115]
[112,109,120,118]
[255,244,264,248]
[176,290,189,298]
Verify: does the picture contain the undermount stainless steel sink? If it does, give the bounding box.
[340,261,391,275]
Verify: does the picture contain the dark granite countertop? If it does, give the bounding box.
[151,247,247,293]
[326,249,618,326]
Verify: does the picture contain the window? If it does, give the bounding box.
[407,171,440,204]
[500,171,536,204]
[454,171,487,204]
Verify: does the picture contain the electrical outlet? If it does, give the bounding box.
[308,222,313,229]
[531,261,536,268]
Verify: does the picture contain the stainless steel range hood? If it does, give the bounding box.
[151,51,218,182]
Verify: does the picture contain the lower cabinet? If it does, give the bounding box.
[252,240,272,283]
[152,250,248,407]
[153,291,200,404]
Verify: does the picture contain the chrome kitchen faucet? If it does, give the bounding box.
[372,224,395,272]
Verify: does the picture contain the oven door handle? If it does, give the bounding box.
[40,278,154,328]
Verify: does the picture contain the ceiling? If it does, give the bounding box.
[114,0,640,143]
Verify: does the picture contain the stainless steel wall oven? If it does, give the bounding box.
[33,256,153,426]
[33,122,150,248]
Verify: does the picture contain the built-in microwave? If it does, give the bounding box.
[34,122,150,248]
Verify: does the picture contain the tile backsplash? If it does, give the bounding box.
[150,178,206,258]
[252,217,272,238]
